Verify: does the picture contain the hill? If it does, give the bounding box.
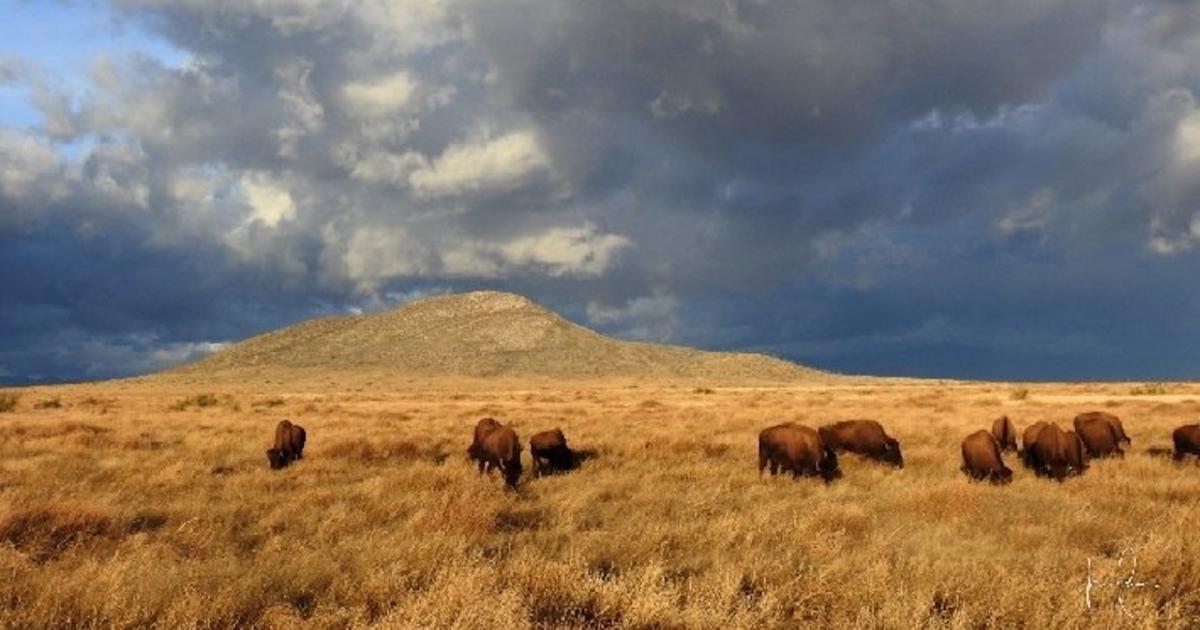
[172,291,821,380]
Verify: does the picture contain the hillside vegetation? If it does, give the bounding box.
[173,291,820,382]
[1,378,1198,628]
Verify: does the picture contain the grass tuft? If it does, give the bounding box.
[0,391,19,413]
[168,393,220,411]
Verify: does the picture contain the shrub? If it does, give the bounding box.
[1009,388,1029,401]
[0,391,19,413]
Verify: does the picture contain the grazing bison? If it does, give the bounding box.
[1027,423,1088,481]
[266,419,307,469]
[758,423,839,482]
[1073,414,1125,459]
[991,416,1018,452]
[818,420,903,468]
[961,430,1013,484]
[468,417,501,454]
[1020,421,1050,468]
[468,418,523,488]
[1173,424,1200,461]
[529,428,575,477]
[1075,411,1130,446]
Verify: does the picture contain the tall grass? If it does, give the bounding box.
[0,378,1198,628]
[0,391,19,413]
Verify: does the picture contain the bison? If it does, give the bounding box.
[818,419,903,468]
[466,417,501,464]
[759,423,839,482]
[468,418,523,488]
[961,430,1013,484]
[266,419,307,469]
[991,416,1018,452]
[1173,424,1200,462]
[529,428,575,477]
[1020,421,1049,468]
[1075,411,1130,446]
[1073,414,1125,459]
[1027,423,1088,481]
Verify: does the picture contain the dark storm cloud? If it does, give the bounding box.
[3,0,1200,381]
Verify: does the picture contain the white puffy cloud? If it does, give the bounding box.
[342,71,417,118]
[0,128,64,204]
[498,223,632,277]
[240,172,295,227]
[409,131,553,198]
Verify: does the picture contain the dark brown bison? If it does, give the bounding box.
[1173,424,1200,461]
[1027,423,1088,481]
[466,417,500,463]
[1073,414,1125,459]
[1020,421,1049,468]
[1075,411,1130,446]
[818,419,903,467]
[469,417,501,450]
[529,428,575,476]
[266,419,306,469]
[468,418,523,488]
[758,423,839,482]
[991,416,1018,452]
[961,430,1012,484]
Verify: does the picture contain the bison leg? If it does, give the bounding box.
[532,456,542,478]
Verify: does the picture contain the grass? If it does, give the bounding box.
[1130,382,1169,396]
[33,397,62,410]
[1,376,1199,628]
[167,392,220,411]
[0,391,18,413]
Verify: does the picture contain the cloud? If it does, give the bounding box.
[497,223,632,277]
[239,172,295,228]
[587,293,679,342]
[6,0,1200,381]
[341,71,417,118]
[409,131,553,198]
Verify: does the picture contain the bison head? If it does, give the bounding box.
[990,467,1013,485]
[266,448,289,469]
[501,460,523,488]
[884,439,904,468]
[819,448,841,483]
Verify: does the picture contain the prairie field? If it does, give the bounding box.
[1,374,1199,629]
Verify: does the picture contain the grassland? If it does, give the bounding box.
[1,375,1199,628]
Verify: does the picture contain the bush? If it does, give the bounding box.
[0,391,19,413]
[1009,388,1029,401]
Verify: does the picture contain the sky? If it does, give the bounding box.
[2,1,1200,383]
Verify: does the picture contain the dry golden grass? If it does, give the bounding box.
[1,375,1199,628]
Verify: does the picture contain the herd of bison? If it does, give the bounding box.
[264,413,1200,488]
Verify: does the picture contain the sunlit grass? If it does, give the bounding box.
[0,377,1198,627]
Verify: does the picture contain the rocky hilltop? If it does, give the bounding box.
[174,291,821,380]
